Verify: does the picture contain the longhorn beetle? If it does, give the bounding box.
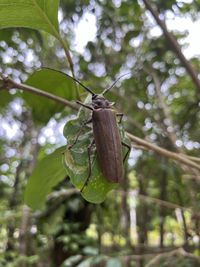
[66,73,131,192]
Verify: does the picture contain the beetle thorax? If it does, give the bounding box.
[92,95,111,109]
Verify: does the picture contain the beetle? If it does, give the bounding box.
[65,73,131,192]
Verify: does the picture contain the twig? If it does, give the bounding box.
[127,132,200,172]
[117,190,200,218]
[184,155,200,163]
[0,74,78,110]
[138,193,190,212]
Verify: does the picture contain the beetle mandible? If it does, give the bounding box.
[66,74,131,192]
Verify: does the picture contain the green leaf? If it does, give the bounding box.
[0,90,13,109]
[23,68,76,124]
[0,28,13,44]
[24,146,66,210]
[0,0,59,37]
[63,95,130,204]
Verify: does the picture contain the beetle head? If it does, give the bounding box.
[92,94,113,109]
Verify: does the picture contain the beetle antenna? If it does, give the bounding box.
[65,73,95,96]
[102,72,131,95]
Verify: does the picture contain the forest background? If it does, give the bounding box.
[0,0,200,266]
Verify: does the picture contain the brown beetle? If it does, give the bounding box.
[67,74,130,191]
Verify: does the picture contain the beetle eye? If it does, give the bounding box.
[96,100,101,105]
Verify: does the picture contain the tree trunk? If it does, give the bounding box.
[159,172,167,248]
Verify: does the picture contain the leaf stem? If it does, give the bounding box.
[55,33,80,99]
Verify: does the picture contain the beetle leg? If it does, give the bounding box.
[122,141,131,163]
[68,119,92,150]
[116,113,123,123]
[80,139,95,193]
[76,101,94,111]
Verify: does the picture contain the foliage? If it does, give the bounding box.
[24,146,66,209]
[0,0,200,266]
[0,0,59,37]
[24,68,77,124]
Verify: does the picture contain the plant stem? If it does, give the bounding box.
[0,74,78,110]
[127,132,200,172]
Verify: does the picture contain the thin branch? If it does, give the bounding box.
[0,74,78,110]
[127,132,200,172]
[138,193,191,213]
[118,189,197,215]
[142,0,200,94]
[184,155,200,163]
